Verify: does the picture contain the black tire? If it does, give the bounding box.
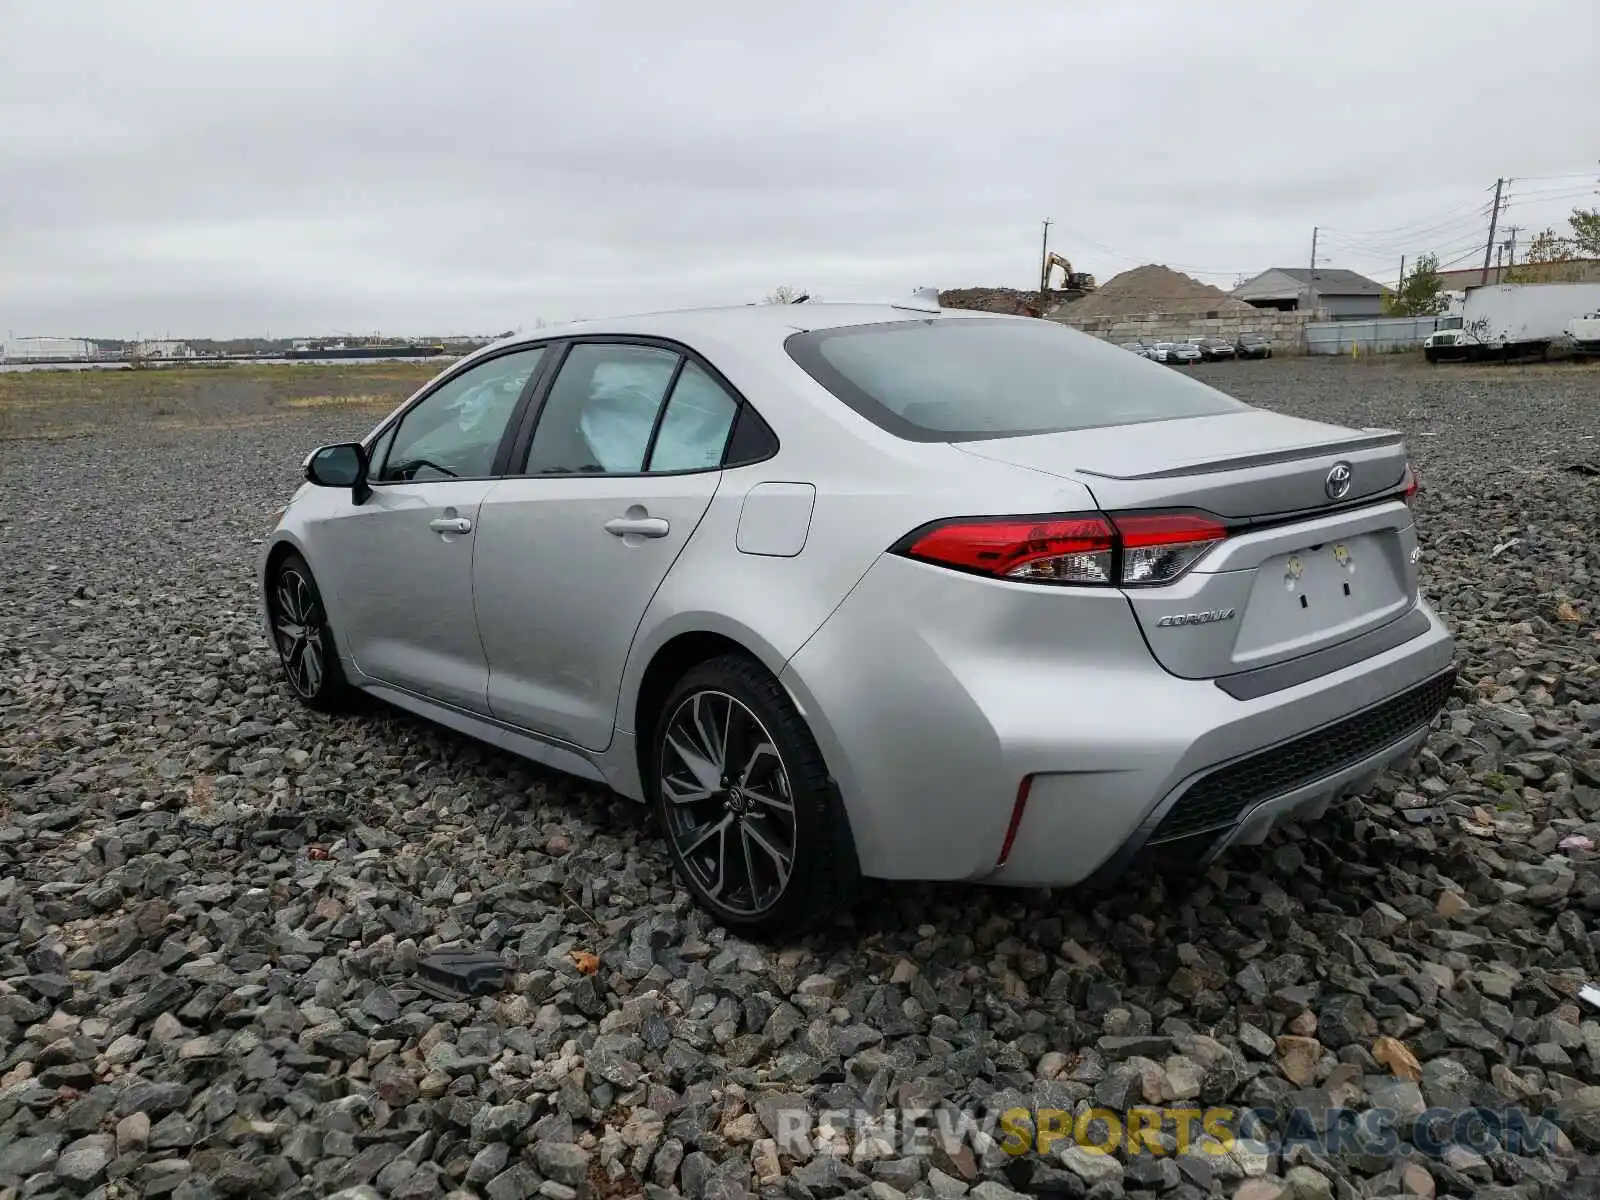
[1424,349,1438,363]
[651,653,859,935]
[267,553,356,712]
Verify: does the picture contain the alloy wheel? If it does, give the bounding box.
[659,689,798,917]
[271,568,326,698]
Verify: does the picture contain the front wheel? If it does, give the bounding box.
[268,553,355,711]
[651,655,858,934]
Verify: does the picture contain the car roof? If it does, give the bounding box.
[473,300,1018,357]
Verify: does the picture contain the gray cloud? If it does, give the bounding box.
[2,0,1594,337]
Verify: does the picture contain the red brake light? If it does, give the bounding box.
[902,516,1115,583]
[1111,512,1228,547]
[1402,462,1419,505]
[896,510,1228,586]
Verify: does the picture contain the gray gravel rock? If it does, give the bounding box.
[2,360,1598,1199]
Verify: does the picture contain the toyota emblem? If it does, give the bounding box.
[1325,462,1353,500]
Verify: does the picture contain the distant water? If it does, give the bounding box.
[0,356,448,373]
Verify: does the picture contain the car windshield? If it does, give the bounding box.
[785,318,1245,442]
[1240,334,1263,343]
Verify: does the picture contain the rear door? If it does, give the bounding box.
[472,342,742,749]
[955,410,1418,679]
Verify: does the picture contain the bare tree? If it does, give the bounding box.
[763,285,813,304]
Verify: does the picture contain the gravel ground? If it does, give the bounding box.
[1,358,1598,1200]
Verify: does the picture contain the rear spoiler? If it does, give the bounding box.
[1075,430,1404,482]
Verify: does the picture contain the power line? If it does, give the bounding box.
[1319,223,1491,261]
[1505,183,1597,199]
[1501,190,1597,209]
[1050,224,1250,279]
[1316,168,1593,251]
[1320,197,1495,242]
[1436,244,1490,270]
[1507,171,1599,185]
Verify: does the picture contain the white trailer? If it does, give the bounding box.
[1424,281,1600,362]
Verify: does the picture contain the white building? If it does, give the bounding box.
[2,336,97,361]
[132,340,195,359]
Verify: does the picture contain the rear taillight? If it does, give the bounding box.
[895,510,1228,587]
[1112,512,1229,585]
[900,516,1115,584]
[1401,462,1419,506]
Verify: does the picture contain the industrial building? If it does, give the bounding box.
[1,336,98,361]
[1231,268,1389,319]
[1431,259,1600,290]
[132,340,195,359]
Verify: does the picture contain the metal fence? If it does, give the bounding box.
[1304,315,1441,355]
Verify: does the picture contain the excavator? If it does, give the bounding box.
[1043,251,1096,293]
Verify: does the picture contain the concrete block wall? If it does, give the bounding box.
[1050,308,1312,351]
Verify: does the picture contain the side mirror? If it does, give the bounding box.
[304,442,371,502]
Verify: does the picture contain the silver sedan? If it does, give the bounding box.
[261,294,1456,933]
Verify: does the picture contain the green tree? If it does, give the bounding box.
[1570,207,1600,258]
[1523,227,1576,264]
[1507,226,1577,281]
[1383,252,1448,316]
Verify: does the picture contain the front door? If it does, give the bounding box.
[474,344,739,749]
[306,344,549,712]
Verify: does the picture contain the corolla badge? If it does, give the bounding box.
[1325,461,1353,500]
[1156,608,1237,627]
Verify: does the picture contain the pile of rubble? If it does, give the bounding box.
[936,287,1043,315]
[1056,264,1258,320]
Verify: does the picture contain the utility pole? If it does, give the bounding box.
[1503,225,1522,271]
[1038,219,1052,295]
[1398,254,1405,294]
[1304,226,1319,314]
[1481,177,1504,285]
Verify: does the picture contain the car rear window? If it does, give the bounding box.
[785,317,1245,442]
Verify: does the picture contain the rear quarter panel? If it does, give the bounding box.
[610,332,1107,792]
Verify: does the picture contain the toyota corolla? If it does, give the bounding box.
[261,293,1455,933]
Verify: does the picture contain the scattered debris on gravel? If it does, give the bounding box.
[1,359,1598,1200]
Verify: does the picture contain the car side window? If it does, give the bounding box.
[524,343,681,475]
[375,346,546,482]
[366,422,398,477]
[647,362,739,472]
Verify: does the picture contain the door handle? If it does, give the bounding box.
[429,516,472,535]
[604,516,669,538]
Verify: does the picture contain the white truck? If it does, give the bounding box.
[1569,308,1600,357]
[1423,281,1600,362]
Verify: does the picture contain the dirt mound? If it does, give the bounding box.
[1064,265,1256,320]
[938,287,1043,315]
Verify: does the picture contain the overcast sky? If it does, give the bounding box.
[2,0,1596,339]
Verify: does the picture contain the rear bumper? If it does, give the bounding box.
[1081,664,1453,887]
[780,554,1455,886]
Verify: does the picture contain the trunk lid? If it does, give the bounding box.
[952,411,1420,681]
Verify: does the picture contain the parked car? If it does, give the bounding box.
[263,301,1453,933]
[1118,341,1150,358]
[1147,342,1174,362]
[1191,337,1236,362]
[1235,333,1273,359]
[1162,341,1203,365]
